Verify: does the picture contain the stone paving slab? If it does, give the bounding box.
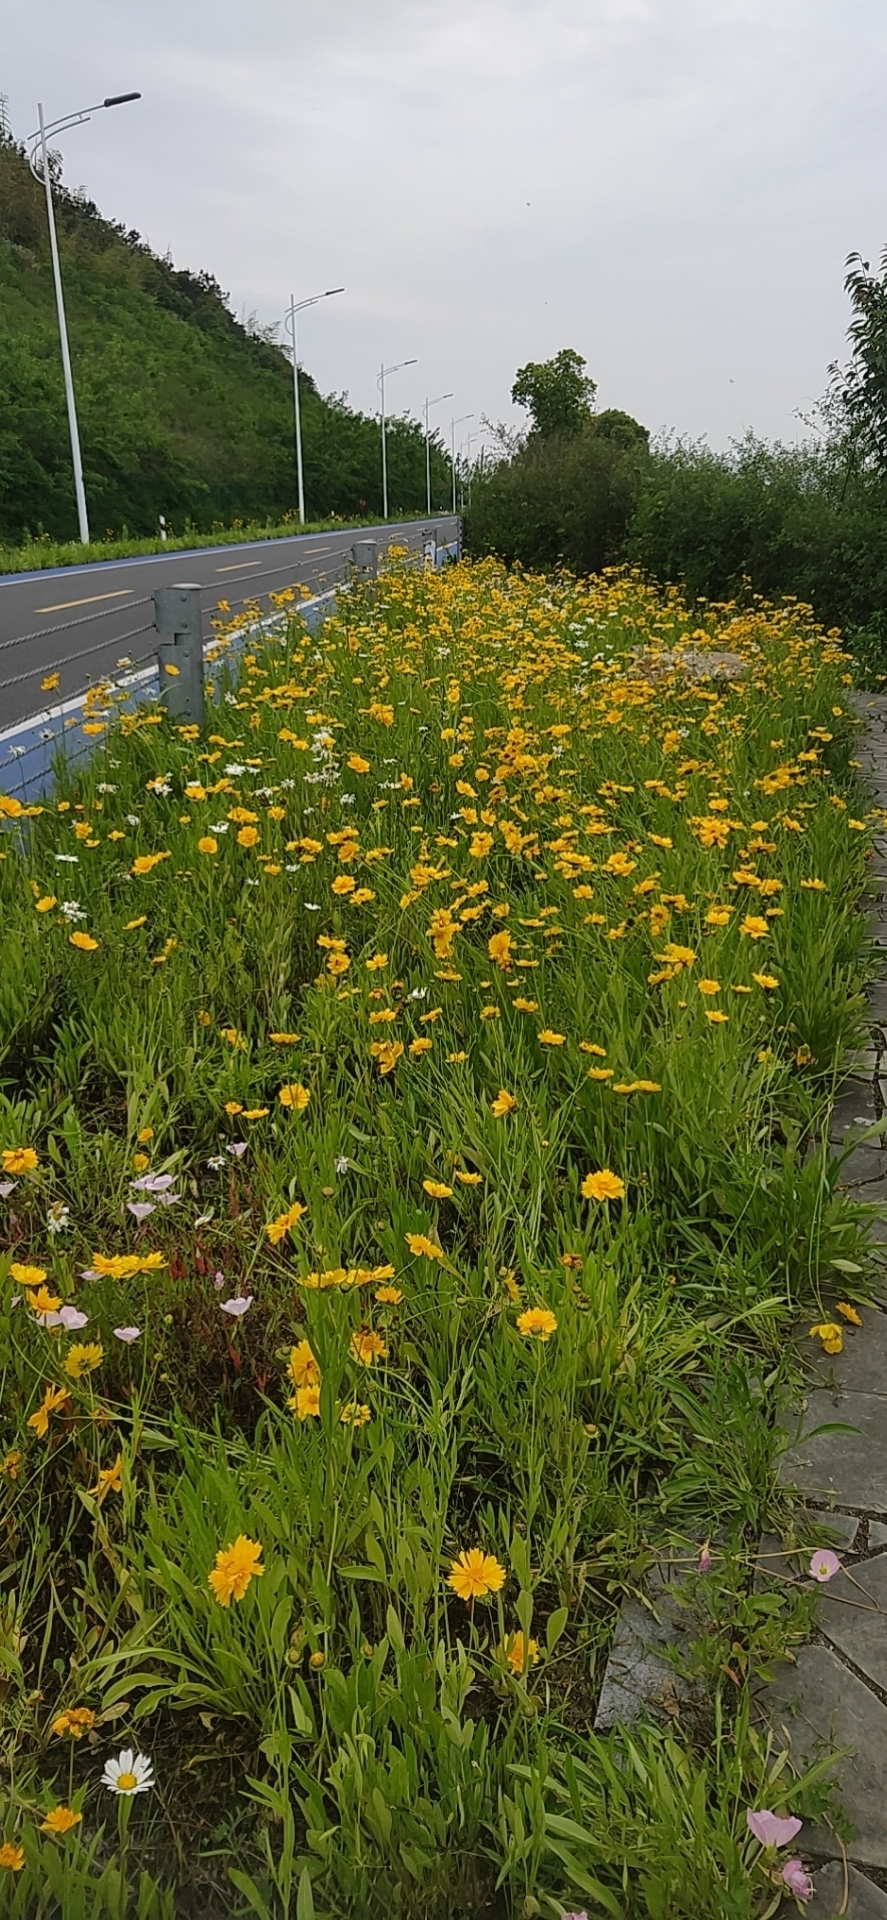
[817,1554,887,1690]
[870,1522,887,1549]
[795,1314,887,1397]
[777,1390,887,1512]
[763,1643,887,1868]
[593,1563,699,1730]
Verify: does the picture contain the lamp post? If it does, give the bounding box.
[28,92,141,545]
[423,392,452,515]
[450,412,473,515]
[283,287,344,525]
[378,358,417,520]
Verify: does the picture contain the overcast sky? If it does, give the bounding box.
[5,0,887,456]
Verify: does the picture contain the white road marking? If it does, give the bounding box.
[35,589,134,613]
[215,560,264,573]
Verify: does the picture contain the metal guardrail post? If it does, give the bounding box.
[153,584,205,727]
[350,540,377,579]
[422,527,437,566]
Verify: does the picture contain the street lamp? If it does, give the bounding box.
[283,287,344,525]
[423,392,452,516]
[28,92,141,545]
[378,359,417,520]
[450,413,473,514]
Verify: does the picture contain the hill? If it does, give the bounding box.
[0,130,449,543]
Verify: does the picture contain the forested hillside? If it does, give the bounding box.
[0,132,448,542]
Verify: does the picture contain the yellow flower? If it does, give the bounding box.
[130,852,170,876]
[447,1548,506,1602]
[405,1232,443,1261]
[836,1301,863,1325]
[125,916,147,930]
[800,877,827,891]
[375,1285,403,1304]
[208,1535,265,1606]
[327,950,351,975]
[51,1706,96,1739]
[347,752,371,773]
[581,1168,626,1202]
[290,1384,321,1419]
[705,907,732,926]
[516,1306,558,1341]
[197,836,218,855]
[488,929,513,968]
[351,1328,388,1364]
[0,1843,24,1870]
[332,874,356,895]
[340,1401,372,1426]
[287,1340,320,1388]
[35,895,57,912]
[28,1285,62,1314]
[587,1066,614,1081]
[491,1089,517,1117]
[705,1009,729,1024]
[236,826,259,848]
[423,1179,454,1199]
[739,915,769,940]
[27,1384,71,1437]
[40,1806,82,1836]
[269,1031,300,1044]
[503,1631,540,1673]
[697,979,721,996]
[537,1029,565,1046]
[90,1455,123,1503]
[454,1169,482,1185]
[365,953,388,970]
[9,1263,47,1287]
[69,931,99,952]
[370,1039,404,1075]
[809,1321,843,1354]
[63,1343,103,1380]
[266,1201,306,1245]
[513,998,538,1012]
[278,1083,310,1112]
[409,1036,433,1056]
[243,1108,268,1121]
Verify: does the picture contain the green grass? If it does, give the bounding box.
[0,512,437,579]
[0,556,875,1916]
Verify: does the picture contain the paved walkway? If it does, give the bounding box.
[763,690,887,1917]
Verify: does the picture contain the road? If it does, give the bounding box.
[0,515,459,732]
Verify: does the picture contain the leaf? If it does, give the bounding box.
[226,1867,273,1918]
[546,1606,569,1654]
[296,1865,316,1920]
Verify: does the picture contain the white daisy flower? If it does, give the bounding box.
[101,1749,154,1795]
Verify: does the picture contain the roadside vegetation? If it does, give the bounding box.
[0,514,431,581]
[0,551,875,1915]
[466,256,887,654]
[0,131,451,548]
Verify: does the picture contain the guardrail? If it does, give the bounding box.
[0,518,459,802]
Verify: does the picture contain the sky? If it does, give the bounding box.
[5,0,887,458]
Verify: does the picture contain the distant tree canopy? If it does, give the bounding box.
[0,131,450,543]
[511,348,597,440]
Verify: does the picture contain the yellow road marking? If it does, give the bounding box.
[35,589,133,613]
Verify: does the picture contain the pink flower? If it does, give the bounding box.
[220,1296,252,1317]
[226,1141,248,1159]
[114,1326,142,1343]
[746,1809,803,1848]
[213,1270,226,1290]
[782,1859,813,1901]
[131,1173,176,1193]
[41,1304,89,1330]
[809,1549,841,1583]
[698,1541,712,1574]
[127,1201,156,1222]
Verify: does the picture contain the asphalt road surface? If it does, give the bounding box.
[0,516,459,732]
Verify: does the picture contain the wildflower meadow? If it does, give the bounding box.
[0,553,878,1917]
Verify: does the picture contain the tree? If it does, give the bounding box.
[837,250,887,467]
[511,348,596,439]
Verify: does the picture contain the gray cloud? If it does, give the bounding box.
[5,0,887,452]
